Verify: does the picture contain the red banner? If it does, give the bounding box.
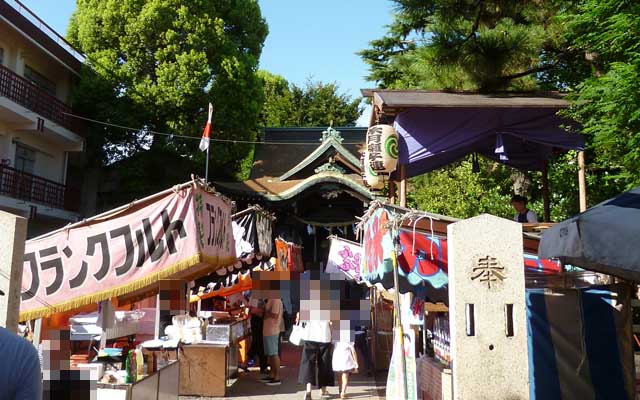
[20,185,236,321]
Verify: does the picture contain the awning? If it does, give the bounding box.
[364,90,584,179]
[359,205,561,299]
[539,186,640,281]
[20,181,236,321]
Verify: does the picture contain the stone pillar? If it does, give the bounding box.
[0,210,28,331]
[447,214,529,400]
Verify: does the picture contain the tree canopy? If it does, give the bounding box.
[562,0,640,191]
[361,0,640,220]
[67,0,268,208]
[258,71,363,127]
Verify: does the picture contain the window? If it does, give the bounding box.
[15,143,35,174]
[23,65,56,96]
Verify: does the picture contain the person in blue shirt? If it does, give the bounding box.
[0,323,42,400]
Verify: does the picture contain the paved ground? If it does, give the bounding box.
[181,342,386,400]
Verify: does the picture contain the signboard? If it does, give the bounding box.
[386,327,418,400]
[325,237,361,280]
[20,185,236,321]
[361,207,395,279]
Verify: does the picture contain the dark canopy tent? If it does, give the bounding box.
[363,91,586,180]
[393,106,584,178]
[539,186,640,281]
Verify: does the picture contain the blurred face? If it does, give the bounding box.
[511,200,527,213]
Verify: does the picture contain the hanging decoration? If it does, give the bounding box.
[367,124,399,173]
[275,238,304,272]
[361,151,385,190]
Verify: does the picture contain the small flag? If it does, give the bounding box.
[199,103,213,152]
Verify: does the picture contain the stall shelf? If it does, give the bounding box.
[179,317,250,397]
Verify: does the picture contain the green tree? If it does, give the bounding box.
[561,0,640,192]
[67,0,268,207]
[359,0,609,220]
[359,0,583,91]
[258,71,362,127]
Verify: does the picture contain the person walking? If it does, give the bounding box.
[260,297,284,386]
[332,337,358,399]
[298,316,334,400]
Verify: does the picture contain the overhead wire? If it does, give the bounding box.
[62,112,366,146]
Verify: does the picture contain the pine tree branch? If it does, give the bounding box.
[500,64,555,82]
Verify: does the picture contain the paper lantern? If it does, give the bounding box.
[367,124,399,173]
[362,151,385,190]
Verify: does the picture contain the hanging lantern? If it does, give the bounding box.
[367,124,399,173]
[362,151,385,190]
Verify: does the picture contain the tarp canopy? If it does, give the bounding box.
[360,206,560,300]
[20,181,236,321]
[390,104,584,179]
[539,186,640,281]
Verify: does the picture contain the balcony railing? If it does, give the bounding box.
[0,64,80,133]
[0,164,79,212]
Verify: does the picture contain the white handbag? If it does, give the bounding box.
[289,322,306,346]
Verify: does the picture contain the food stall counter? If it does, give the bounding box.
[97,360,179,400]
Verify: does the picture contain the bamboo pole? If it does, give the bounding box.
[391,245,408,400]
[578,151,587,212]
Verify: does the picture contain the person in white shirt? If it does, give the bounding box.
[511,195,538,223]
[332,322,358,399]
[297,315,334,400]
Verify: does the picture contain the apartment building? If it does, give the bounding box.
[0,1,85,237]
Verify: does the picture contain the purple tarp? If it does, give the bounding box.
[392,107,584,179]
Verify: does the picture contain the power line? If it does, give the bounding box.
[62,112,366,146]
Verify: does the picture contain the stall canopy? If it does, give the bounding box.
[539,185,640,281]
[192,205,275,297]
[20,180,237,321]
[359,204,560,301]
[365,90,585,179]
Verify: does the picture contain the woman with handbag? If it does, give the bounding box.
[296,313,334,400]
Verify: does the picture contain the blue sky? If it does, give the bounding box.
[20,0,395,126]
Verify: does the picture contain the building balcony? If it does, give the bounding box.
[0,64,83,134]
[0,164,79,212]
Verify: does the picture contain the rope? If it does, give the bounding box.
[62,112,366,146]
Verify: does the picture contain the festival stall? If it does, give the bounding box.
[538,186,640,399]
[20,179,237,399]
[181,205,275,397]
[357,90,612,399]
[356,201,635,400]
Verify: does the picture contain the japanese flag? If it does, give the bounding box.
[199,103,213,152]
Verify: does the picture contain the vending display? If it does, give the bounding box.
[432,313,451,367]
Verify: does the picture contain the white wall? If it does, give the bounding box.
[0,121,66,183]
[0,19,73,103]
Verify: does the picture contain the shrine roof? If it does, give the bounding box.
[248,126,366,180]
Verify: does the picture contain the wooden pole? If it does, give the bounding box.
[399,165,407,208]
[541,161,550,222]
[388,180,396,204]
[578,150,587,212]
